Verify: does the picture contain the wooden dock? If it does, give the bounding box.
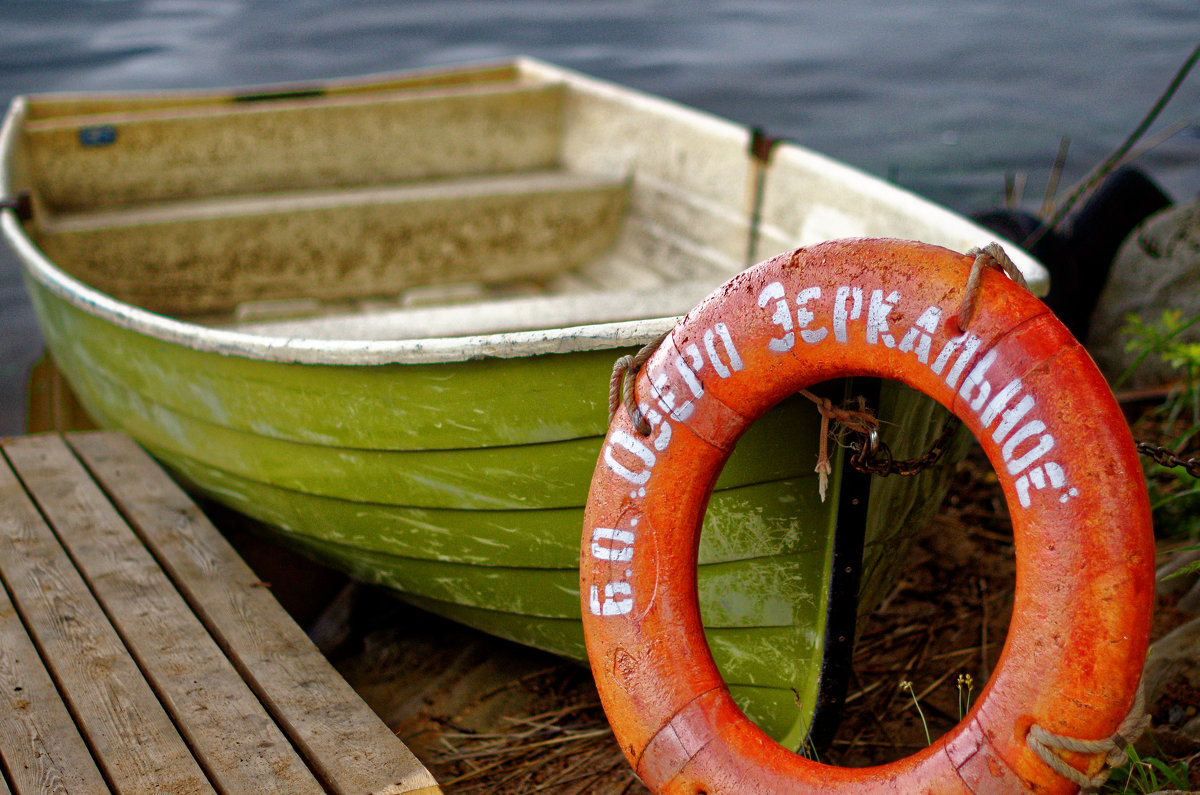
[0,431,441,794]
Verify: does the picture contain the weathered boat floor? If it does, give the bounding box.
[0,431,440,794]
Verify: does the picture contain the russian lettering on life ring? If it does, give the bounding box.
[580,238,1154,793]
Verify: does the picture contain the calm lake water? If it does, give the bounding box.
[2,1,1199,433]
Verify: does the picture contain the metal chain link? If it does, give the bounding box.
[846,426,1199,479]
[845,416,961,478]
[1136,440,1200,478]
[837,403,1200,481]
[614,340,1197,481]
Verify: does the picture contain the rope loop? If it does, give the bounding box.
[798,390,879,437]
[608,330,670,436]
[1025,677,1151,792]
[797,390,882,500]
[957,242,1028,331]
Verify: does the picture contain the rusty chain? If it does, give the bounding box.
[611,335,1197,480]
[1136,441,1200,478]
[843,420,1199,480]
[844,415,961,477]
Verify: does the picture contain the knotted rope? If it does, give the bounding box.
[957,242,1028,331]
[797,389,879,501]
[608,330,671,436]
[1026,677,1154,792]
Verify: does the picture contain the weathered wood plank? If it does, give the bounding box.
[3,434,324,795]
[26,82,564,212]
[33,170,628,317]
[0,437,212,794]
[0,517,109,795]
[69,431,442,795]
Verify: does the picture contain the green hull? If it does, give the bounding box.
[26,279,840,744]
[2,59,1043,746]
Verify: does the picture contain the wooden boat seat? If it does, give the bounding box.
[21,78,567,212]
[30,169,631,317]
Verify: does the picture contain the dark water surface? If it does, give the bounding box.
[2,1,1199,433]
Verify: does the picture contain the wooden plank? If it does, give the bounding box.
[0,438,212,794]
[69,431,442,795]
[25,82,564,213]
[0,524,109,794]
[41,170,624,234]
[33,170,628,317]
[2,435,323,795]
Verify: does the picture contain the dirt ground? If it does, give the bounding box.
[302,419,1198,793]
[819,448,1021,768]
[321,446,1025,793]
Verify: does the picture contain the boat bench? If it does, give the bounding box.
[0,431,441,795]
[20,78,634,319]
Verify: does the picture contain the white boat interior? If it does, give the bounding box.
[7,58,1046,354]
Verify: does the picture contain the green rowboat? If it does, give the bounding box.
[0,58,1046,748]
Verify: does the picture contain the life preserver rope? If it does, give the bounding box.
[957,242,1027,330]
[609,329,670,435]
[1027,676,1150,791]
[580,238,1154,794]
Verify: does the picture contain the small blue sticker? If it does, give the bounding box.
[79,125,117,147]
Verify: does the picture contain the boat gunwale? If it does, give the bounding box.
[1,57,1048,368]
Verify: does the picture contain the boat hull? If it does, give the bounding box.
[25,276,850,743]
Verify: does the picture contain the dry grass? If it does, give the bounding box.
[823,447,1018,766]
[330,418,1196,791]
[428,701,643,794]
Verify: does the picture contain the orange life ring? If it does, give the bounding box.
[580,238,1154,793]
